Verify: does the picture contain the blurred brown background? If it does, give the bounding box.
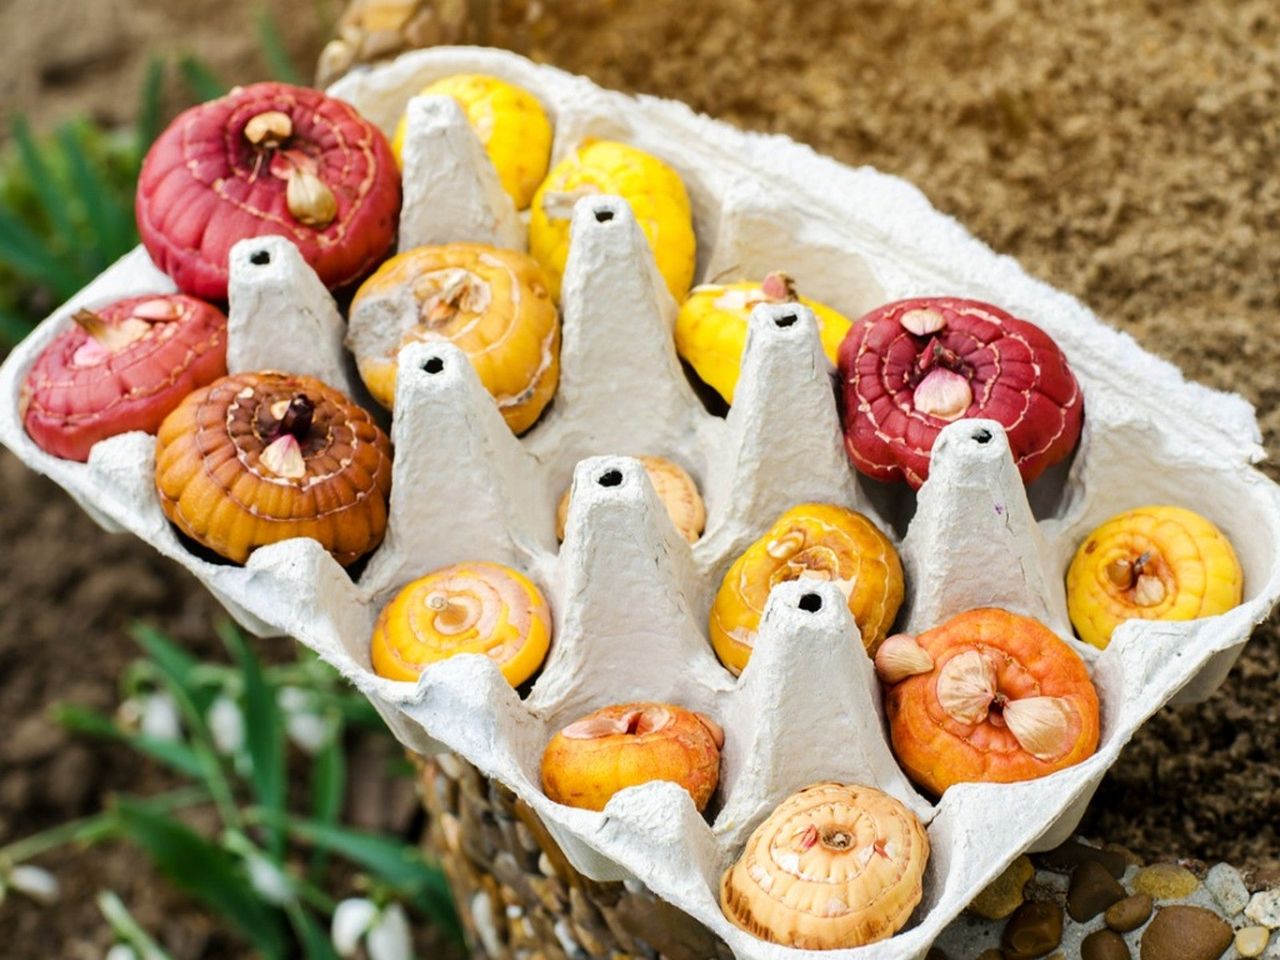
[1,0,1277,953]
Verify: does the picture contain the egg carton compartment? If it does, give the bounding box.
[1,46,1278,960]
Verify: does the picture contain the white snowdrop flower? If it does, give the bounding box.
[207,696,245,756]
[244,853,293,906]
[105,945,139,960]
[286,710,333,756]
[8,864,60,904]
[277,686,311,715]
[139,692,182,742]
[366,903,414,960]
[331,898,378,958]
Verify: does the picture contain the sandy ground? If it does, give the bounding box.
[1,0,1277,955]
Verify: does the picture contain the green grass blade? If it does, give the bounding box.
[286,901,340,960]
[0,786,208,864]
[130,623,240,826]
[56,123,135,267]
[306,688,386,731]
[178,56,228,102]
[217,622,285,857]
[307,719,345,880]
[54,703,205,781]
[0,305,34,348]
[0,205,82,298]
[98,891,177,960]
[10,114,75,242]
[273,814,462,941]
[114,797,288,960]
[130,623,205,705]
[256,7,303,85]
[137,57,166,151]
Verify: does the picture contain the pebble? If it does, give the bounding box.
[1235,927,1271,958]
[1133,864,1201,901]
[1069,860,1128,922]
[1107,893,1155,933]
[1003,901,1064,960]
[1038,839,1128,879]
[971,856,1035,920]
[1204,863,1251,916]
[1246,890,1280,929]
[1105,844,1146,869]
[1250,869,1280,894]
[1139,905,1233,960]
[1083,928,1132,960]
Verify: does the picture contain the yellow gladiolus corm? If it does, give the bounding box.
[392,73,552,210]
[675,272,852,404]
[710,503,904,674]
[348,243,560,435]
[371,561,552,687]
[530,139,695,303]
[1066,504,1243,649]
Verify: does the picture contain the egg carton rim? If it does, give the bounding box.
[0,46,1277,960]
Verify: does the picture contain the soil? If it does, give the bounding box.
[1,0,1278,955]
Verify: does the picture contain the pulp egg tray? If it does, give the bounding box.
[3,46,1279,960]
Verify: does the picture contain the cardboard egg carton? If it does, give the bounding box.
[1,46,1278,960]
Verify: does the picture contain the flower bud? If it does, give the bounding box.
[332,897,378,958]
[8,864,60,905]
[366,903,414,960]
[208,696,245,756]
[140,692,182,742]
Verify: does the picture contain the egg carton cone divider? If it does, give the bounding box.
[2,46,1280,960]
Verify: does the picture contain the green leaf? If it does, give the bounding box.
[137,58,166,151]
[273,815,461,941]
[0,786,208,865]
[305,688,386,732]
[54,703,204,780]
[307,719,345,880]
[10,114,75,244]
[256,7,303,85]
[310,727,345,826]
[130,623,239,826]
[286,901,340,960]
[56,122,135,266]
[98,890,177,960]
[0,305,34,348]
[0,204,80,297]
[114,797,288,959]
[130,623,210,710]
[218,622,285,857]
[178,56,228,102]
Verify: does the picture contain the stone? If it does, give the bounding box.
[1249,868,1280,895]
[1133,864,1201,901]
[1104,844,1146,869]
[1245,890,1280,929]
[1083,928,1132,960]
[1204,863,1251,917]
[1235,927,1271,958]
[1069,860,1128,922]
[1037,839,1129,879]
[1139,905,1233,960]
[1107,893,1155,933]
[1003,901,1064,960]
[971,856,1036,920]
[977,951,1004,960]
